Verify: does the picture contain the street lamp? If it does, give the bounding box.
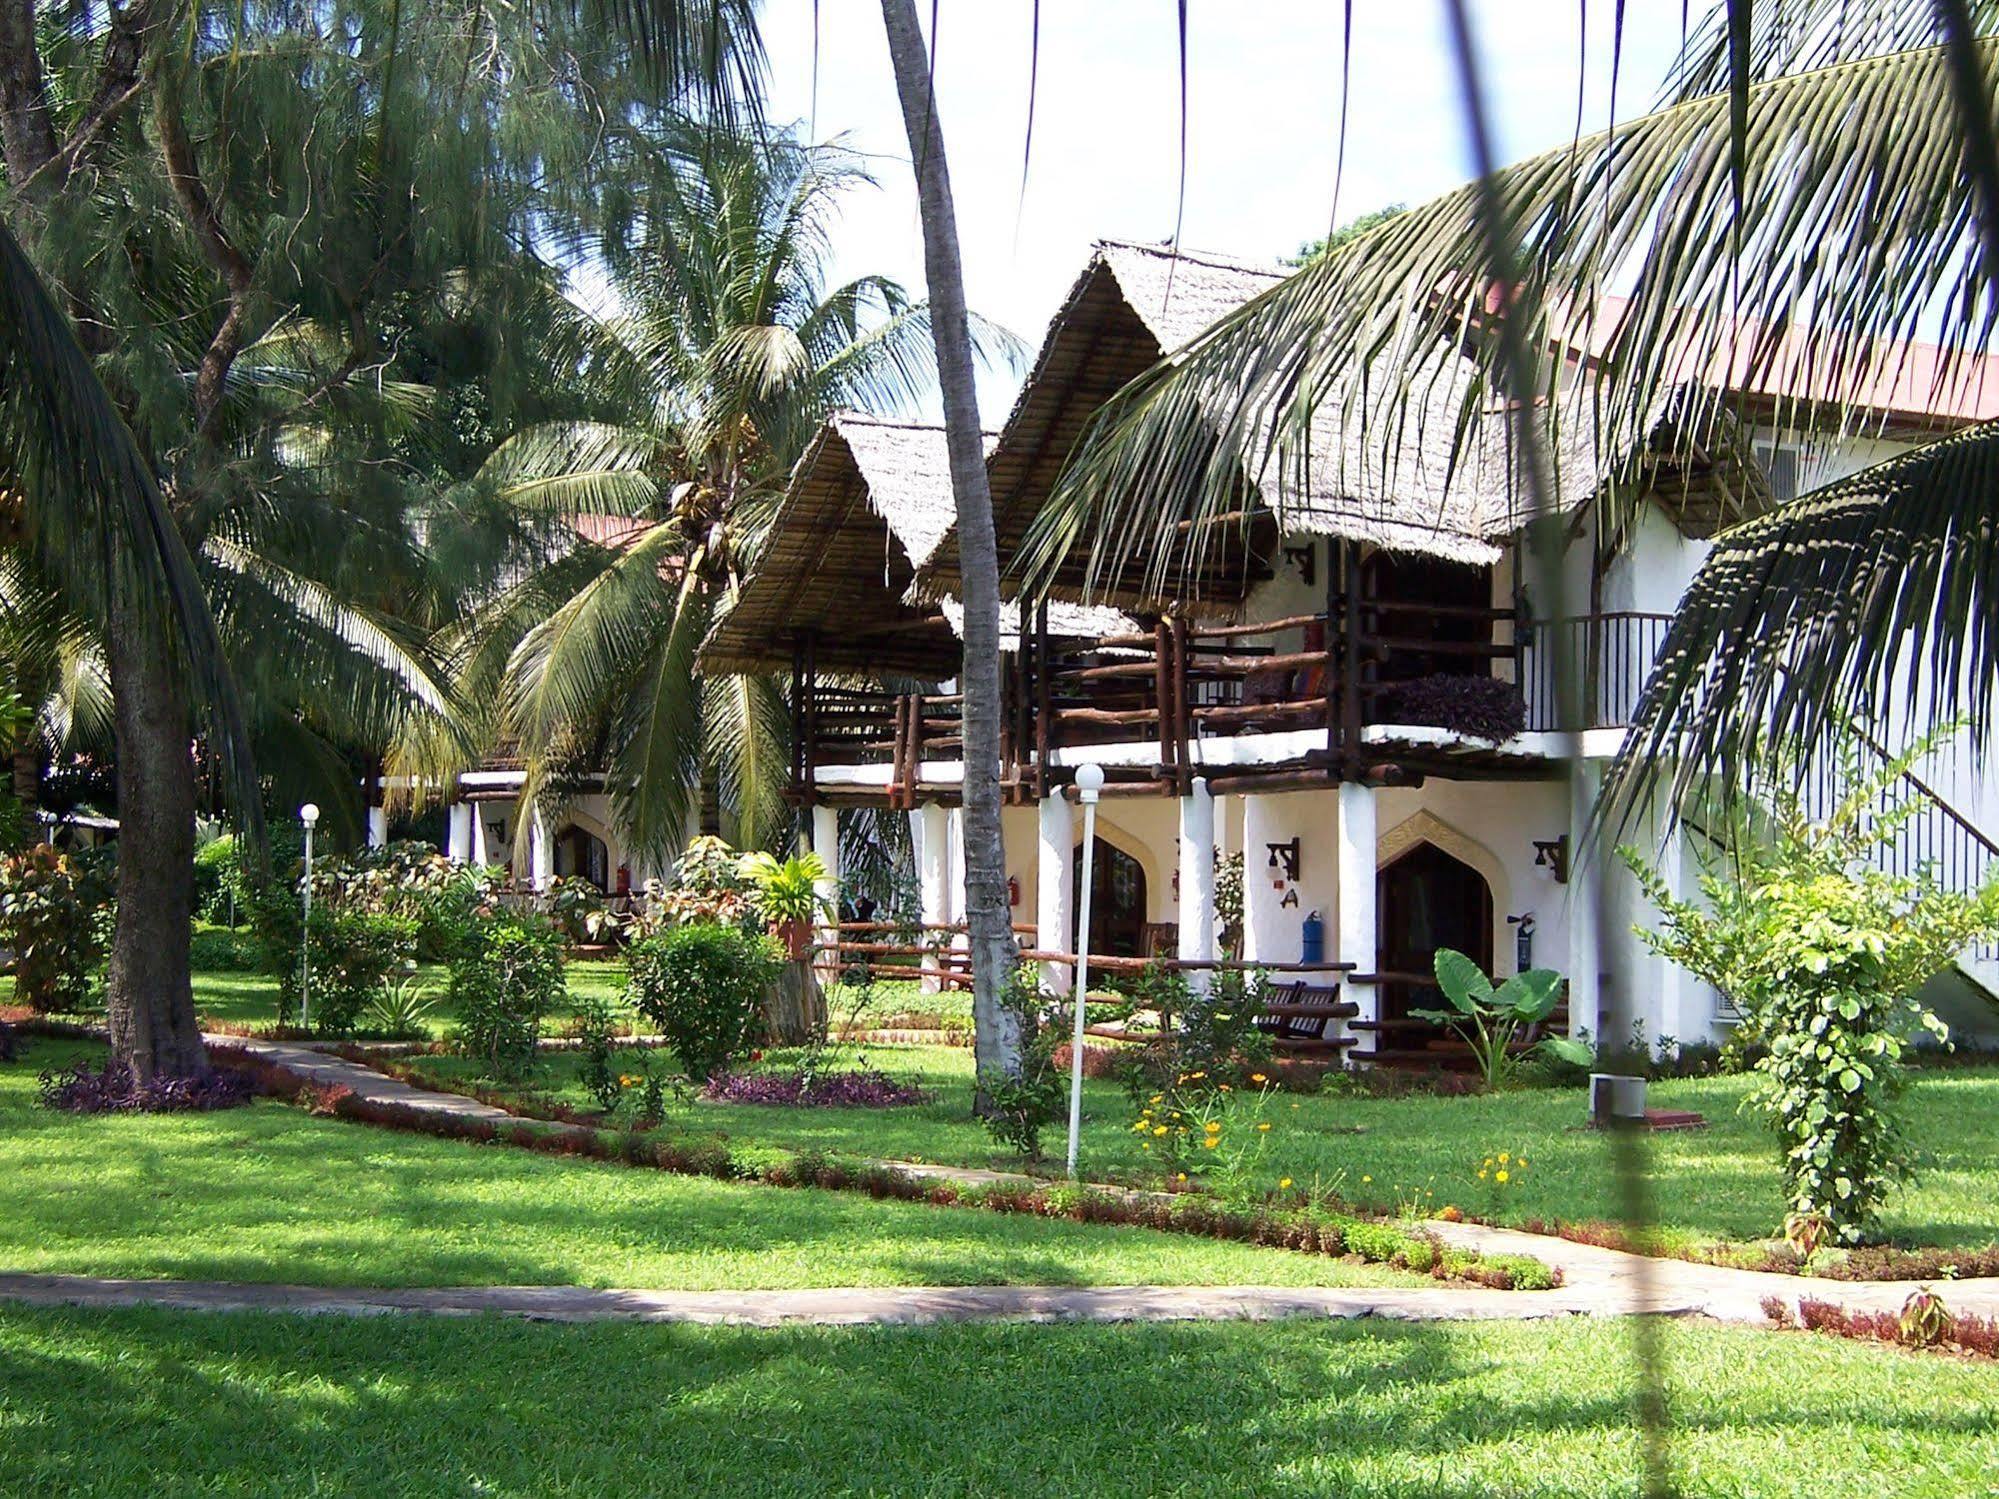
[298,802,320,1029]
[1065,762,1105,1177]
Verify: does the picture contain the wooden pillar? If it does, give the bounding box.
[1339,540,1364,778]
[1033,599,1052,800]
[1153,619,1174,785]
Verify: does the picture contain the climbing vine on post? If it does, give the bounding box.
[1624,726,1999,1247]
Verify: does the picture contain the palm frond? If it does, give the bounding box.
[1030,39,1999,606]
[472,423,665,516]
[0,217,261,843]
[702,669,789,850]
[605,570,713,863]
[1603,419,1999,834]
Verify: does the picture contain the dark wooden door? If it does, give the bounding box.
[1376,842,1493,1027]
[1075,838,1147,957]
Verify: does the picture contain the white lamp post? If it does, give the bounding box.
[298,802,320,1029]
[1065,762,1105,1178]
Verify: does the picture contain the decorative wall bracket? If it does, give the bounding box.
[1533,835,1569,884]
[1281,544,1316,587]
[1265,837,1301,882]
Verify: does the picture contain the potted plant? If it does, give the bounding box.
[738,851,834,960]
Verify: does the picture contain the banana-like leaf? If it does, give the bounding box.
[1432,947,1493,1010]
[1494,968,1565,1022]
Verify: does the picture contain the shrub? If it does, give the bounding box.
[451,917,565,1079]
[1626,724,1999,1245]
[188,922,260,972]
[193,833,238,922]
[1379,673,1526,741]
[1111,962,1276,1103]
[626,922,780,1079]
[645,836,760,933]
[0,844,115,1012]
[301,910,420,1037]
[976,967,1065,1159]
[39,1057,252,1113]
[575,990,623,1110]
[1413,950,1590,1090]
[547,875,620,947]
[361,976,437,1040]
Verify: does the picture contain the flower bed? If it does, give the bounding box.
[703,1067,927,1108]
[39,1057,254,1114]
[1519,1216,1999,1283]
[1764,1290,1999,1359]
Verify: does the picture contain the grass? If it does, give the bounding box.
[398,1039,1999,1254]
[3,1306,1995,1496]
[0,1038,1418,1292]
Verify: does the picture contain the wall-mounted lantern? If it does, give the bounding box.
[1265,837,1301,883]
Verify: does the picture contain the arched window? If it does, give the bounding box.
[1074,837,1147,957]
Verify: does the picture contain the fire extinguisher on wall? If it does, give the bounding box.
[1300,909,1325,965]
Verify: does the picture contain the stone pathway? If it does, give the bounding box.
[10,1029,1975,1332]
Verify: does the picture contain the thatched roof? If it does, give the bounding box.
[698,413,988,677]
[919,240,1769,604]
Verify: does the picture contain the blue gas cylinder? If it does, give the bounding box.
[1300,909,1325,965]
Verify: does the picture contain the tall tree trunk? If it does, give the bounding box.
[103,577,206,1081]
[879,0,1023,1095]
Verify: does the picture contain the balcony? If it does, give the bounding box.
[794,607,1676,802]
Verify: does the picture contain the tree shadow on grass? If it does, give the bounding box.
[3,1309,1997,1497]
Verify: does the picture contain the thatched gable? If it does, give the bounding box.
[698,413,985,677]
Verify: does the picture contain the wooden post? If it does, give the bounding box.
[1153,619,1174,785]
[1339,540,1364,780]
[802,631,820,809]
[1171,613,1193,794]
[789,633,807,801]
[1034,599,1053,800]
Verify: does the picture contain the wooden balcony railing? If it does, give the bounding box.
[793,604,1679,798]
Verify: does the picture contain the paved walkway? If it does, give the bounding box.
[8,1029,1967,1331]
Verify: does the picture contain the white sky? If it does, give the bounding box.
[756,0,1701,418]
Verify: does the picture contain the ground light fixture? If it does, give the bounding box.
[1066,761,1106,1177]
[298,802,320,1029]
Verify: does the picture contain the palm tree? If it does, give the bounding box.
[448,125,1008,863]
[875,0,1025,1093]
[1024,1,1999,828]
[0,0,730,1079]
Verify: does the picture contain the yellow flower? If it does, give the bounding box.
[1498,1152,1510,1165]
[1477,1170,1488,1180]
[1176,1173,1188,1183]
[1204,1120,1221,1133]
[1256,1122,1271,1133]
[1251,1073,1268,1085]
[1201,1138,1219,1150]
[1279,1177,1293,1189]
[1149,1094,1164,1105]
[1153,1125,1169,1137]
[1188,1071,1206,1080]
[1362,1174,1372,1183]
[1495,1169,1510,1184]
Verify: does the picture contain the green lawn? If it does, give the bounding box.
[399,1040,1999,1254]
[0,1039,1416,1292]
[2,1306,1993,1497]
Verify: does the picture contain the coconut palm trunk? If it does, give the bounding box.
[102,579,207,1080]
[878,0,1023,1093]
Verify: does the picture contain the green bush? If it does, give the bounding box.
[450,917,565,1079]
[1627,725,1999,1246]
[0,844,115,1012]
[301,910,420,1037]
[975,967,1065,1159]
[193,834,239,923]
[188,922,260,972]
[626,922,780,1080]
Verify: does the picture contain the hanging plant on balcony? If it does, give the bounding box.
[1379,674,1527,743]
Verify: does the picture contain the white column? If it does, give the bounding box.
[528,807,554,893]
[1240,793,1286,964]
[916,801,951,993]
[1037,792,1075,994]
[810,803,841,951]
[366,806,388,849]
[1566,763,1603,1043]
[1177,777,1217,981]
[945,804,970,973]
[1336,781,1379,1043]
[471,805,491,867]
[446,802,473,863]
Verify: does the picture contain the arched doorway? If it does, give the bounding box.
[555,824,610,891]
[1074,838,1147,957]
[1376,840,1494,1031]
